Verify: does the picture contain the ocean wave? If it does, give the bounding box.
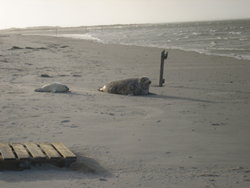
[192,32,201,35]
[209,41,217,47]
[229,31,242,35]
[57,34,102,42]
[23,33,103,43]
[208,47,248,51]
[239,38,247,41]
[209,29,216,32]
[173,48,250,60]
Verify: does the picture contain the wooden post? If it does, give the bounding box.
[159,50,168,87]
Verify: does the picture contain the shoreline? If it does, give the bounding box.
[1,18,250,61]
[21,33,250,61]
[1,34,250,188]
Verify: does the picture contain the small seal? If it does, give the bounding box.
[98,77,151,95]
[35,82,69,93]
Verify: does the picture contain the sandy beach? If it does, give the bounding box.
[1,33,250,188]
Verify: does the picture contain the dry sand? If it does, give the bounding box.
[0,33,250,188]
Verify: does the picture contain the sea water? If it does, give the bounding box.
[59,19,250,60]
[19,19,250,60]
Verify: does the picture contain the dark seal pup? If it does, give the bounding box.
[98,77,151,95]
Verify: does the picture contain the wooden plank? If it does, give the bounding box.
[39,143,61,159]
[0,143,16,160]
[24,143,46,159]
[51,143,76,159]
[11,143,30,160]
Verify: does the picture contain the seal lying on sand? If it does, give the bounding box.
[98,77,151,95]
[35,82,69,93]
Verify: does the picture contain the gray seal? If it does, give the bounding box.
[98,77,151,95]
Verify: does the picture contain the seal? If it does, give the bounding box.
[35,82,69,93]
[98,77,151,95]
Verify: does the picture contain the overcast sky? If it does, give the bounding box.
[1,0,250,29]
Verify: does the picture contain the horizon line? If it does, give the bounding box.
[1,17,250,31]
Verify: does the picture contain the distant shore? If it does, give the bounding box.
[0,34,250,188]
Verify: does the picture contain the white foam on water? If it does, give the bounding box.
[24,33,103,43]
[57,34,102,42]
[229,31,242,35]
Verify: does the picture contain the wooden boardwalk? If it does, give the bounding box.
[0,143,76,170]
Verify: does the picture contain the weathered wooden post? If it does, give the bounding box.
[159,50,168,87]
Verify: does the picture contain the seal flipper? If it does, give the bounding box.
[34,88,43,92]
[51,89,57,93]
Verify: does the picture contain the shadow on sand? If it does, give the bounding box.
[0,153,112,182]
[51,90,215,103]
[146,92,215,103]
